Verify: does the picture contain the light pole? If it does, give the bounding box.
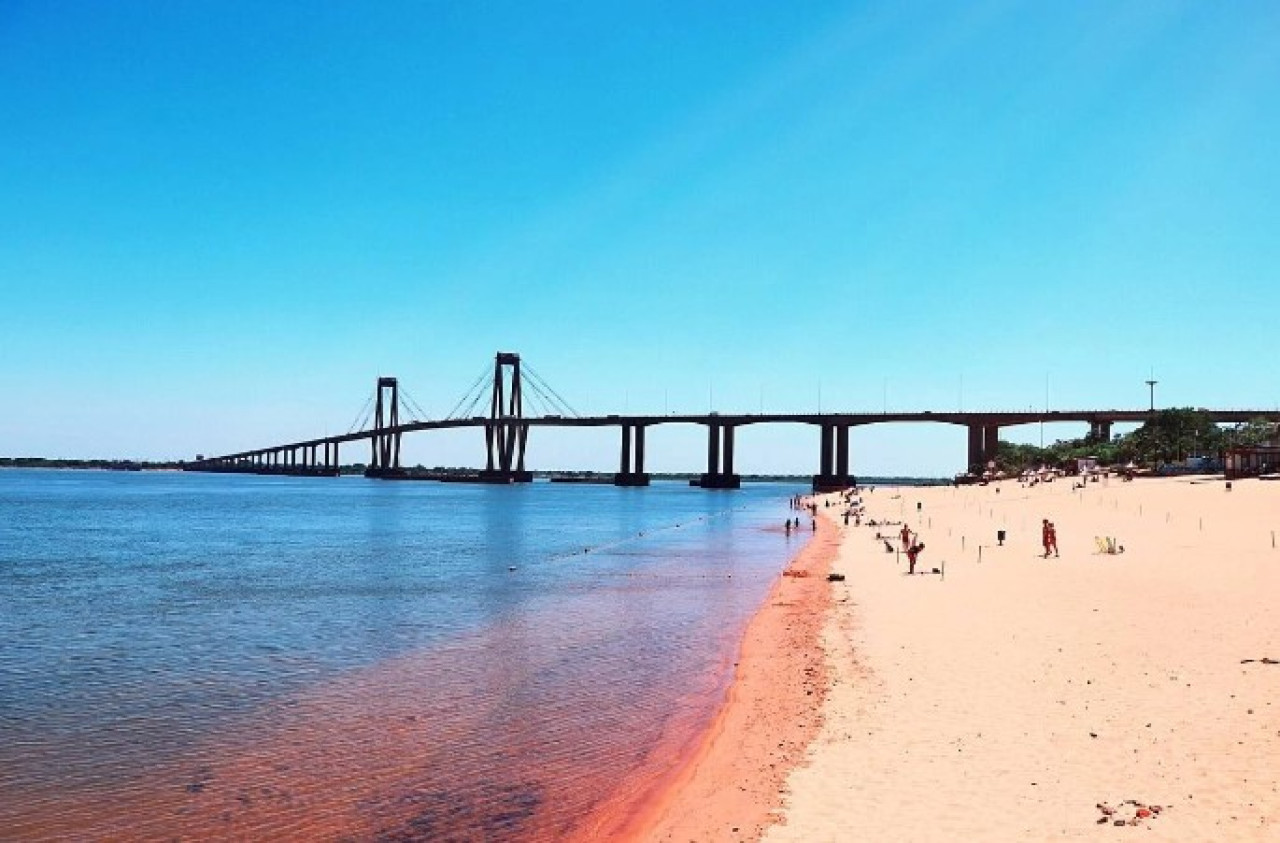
[1145,379,1158,412]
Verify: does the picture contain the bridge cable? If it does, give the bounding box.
[444,364,493,420]
[523,364,580,417]
[399,388,431,422]
[522,380,555,418]
[346,391,375,434]
[524,388,553,418]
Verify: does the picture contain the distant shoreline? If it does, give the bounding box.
[0,460,949,485]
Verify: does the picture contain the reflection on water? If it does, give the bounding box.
[0,471,802,840]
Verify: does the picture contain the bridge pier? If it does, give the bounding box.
[966,423,1002,472]
[983,424,1000,467]
[480,420,533,483]
[614,423,650,486]
[812,422,854,491]
[1089,419,1113,442]
[695,422,740,489]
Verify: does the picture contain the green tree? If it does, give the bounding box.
[1228,417,1277,449]
[1128,408,1225,464]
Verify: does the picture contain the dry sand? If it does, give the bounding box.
[639,475,1280,842]
[764,475,1280,841]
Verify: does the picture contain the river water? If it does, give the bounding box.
[0,470,804,840]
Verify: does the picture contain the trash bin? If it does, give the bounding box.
[997,530,1006,546]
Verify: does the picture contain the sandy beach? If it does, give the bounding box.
[640,475,1280,841]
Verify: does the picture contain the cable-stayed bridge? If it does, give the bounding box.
[186,352,1280,491]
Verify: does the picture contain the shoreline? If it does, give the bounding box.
[595,509,839,841]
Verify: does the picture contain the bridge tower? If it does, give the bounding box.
[365,376,404,477]
[482,352,533,483]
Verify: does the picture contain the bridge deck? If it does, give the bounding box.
[192,409,1279,464]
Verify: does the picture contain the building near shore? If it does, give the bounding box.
[1226,446,1280,478]
[1225,424,1280,479]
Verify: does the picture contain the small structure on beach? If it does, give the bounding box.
[1225,446,1280,479]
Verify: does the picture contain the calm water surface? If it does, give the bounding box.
[0,470,803,840]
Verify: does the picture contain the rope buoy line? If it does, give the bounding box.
[538,503,754,566]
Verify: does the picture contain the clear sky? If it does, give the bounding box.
[3,1,1278,476]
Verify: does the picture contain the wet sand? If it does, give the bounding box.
[613,514,838,841]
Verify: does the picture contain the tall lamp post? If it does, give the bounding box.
[1145,379,1158,412]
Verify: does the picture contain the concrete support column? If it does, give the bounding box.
[835,424,849,479]
[967,425,983,470]
[820,424,834,476]
[696,422,740,489]
[983,425,1000,467]
[614,423,651,486]
[813,422,853,491]
[620,424,632,473]
[707,423,721,475]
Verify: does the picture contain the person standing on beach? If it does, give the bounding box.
[900,523,912,551]
[907,541,925,574]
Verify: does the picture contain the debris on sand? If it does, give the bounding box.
[1095,799,1165,827]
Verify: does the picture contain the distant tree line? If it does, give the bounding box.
[993,410,1276,473]
[0,457,186,470]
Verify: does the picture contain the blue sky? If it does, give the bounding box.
[2,1,1278,475]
